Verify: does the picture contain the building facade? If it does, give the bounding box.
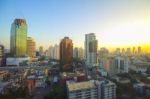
[108,56,129,76]
[39,46,44,56]
[67,80,116,99]
[48,44,59,60]
[85,33,98,67]
[27,37,36,58]
[73,47,78,59]
[0,45,4,66]
[10,19,27,57]
[60,37,73,71]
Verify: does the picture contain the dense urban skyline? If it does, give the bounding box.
[0,0,150,52]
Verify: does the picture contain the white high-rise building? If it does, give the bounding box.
[109,55,129,75]
[48,44,59,60]
[48,45,54,59]
[115,56,129,73]
[53,44,59,60]
[85,33,98,67]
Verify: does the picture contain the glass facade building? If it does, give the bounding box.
[10,19,27,57]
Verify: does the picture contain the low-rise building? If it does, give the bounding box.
[6,57,30,66]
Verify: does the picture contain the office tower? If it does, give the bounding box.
[138,46,141,54]
[115,48,121,55]
[99,47,109,58]
[85,33,98,67]
[27,37,36,58]
[53,44,60,60]
[44,50,48,57]
[122,48,125,54]
[39,46,44,56]
[133,47,135,54]
[48,45,54,59]
[67,80,116,99]
[0,45,4,66]
[60,37,73,71]
[78,47,84,60]
[73,47,78,59]
[10,19,27,57]
[126,48,131,55]
[49,44,60,60]
[98,48,109,69]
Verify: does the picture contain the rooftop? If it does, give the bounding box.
[67,80,96,92]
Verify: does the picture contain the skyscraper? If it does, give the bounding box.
[39,46,44,56]
[53,44,60,60]
[85,33,98,67]
[48,44,60,60]
[138,46,141,54]
[27,37,36,58]
[132,47,135,54]
[73,47,78,59]
[78,47,84,60]
[10,19,27,57]
[60,37,73,71]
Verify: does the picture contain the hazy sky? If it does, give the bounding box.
[0,0,150,50]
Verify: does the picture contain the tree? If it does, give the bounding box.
[45,85,66,99]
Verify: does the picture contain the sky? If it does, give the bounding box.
[0,0,150,51]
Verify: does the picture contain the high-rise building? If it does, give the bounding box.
[98,48,109,68]
[27,37,36,58]
[99,47,109,58]
[132,47,135,54]
[10,19,27,57]
[0,45,4,66]
[138,46,141,54]
[67,80,116,99]
[109,56,129,75]
[39,46,44,56]
[85,33,98,67]
[53,44,60,60]
[73,47,78,59]
[122,48,125,55]
[115,48,121,55]
[78,47,84,60]
[44,50,48,57]
[60,37,73,71]
[48,44,59,60]
[99,80,116,99]
[126,48,131,55]
[48,45,54,59]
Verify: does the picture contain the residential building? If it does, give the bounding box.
[67,80,116,99]
[85,33,98,67]
[27,37,36,58]
[60,37,73,71]
[48,44,59,60]
[99,80,116,99]
[109,56,129,75]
